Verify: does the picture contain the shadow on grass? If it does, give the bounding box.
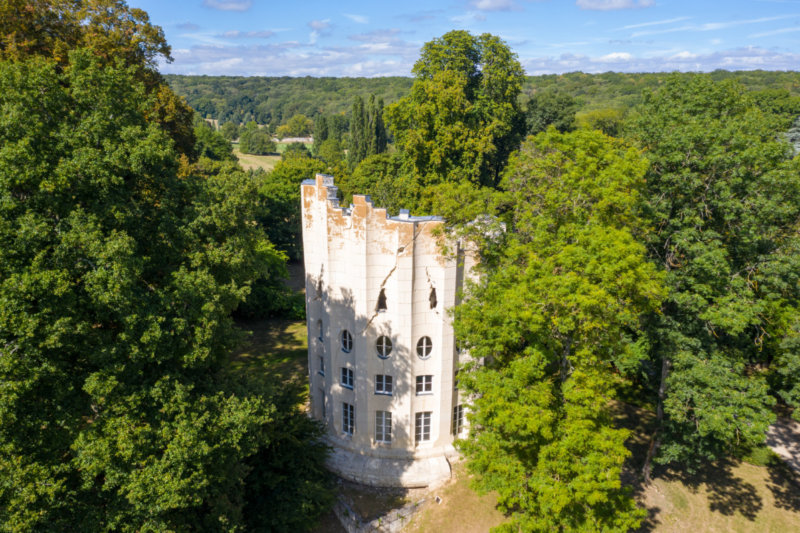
[230,317,309,408]
[659,459,763,520]
[766,455,800,513]
[612,400,791,530]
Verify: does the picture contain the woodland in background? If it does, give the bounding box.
[166,70,800,129]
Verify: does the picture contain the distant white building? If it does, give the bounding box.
[301,174,475,487]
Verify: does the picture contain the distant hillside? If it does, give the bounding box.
[166,70,800,128]
[164,75,414,129]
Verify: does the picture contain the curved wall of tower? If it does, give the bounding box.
[301,174,474,487]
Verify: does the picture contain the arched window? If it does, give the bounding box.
[317,320,323,341]
[341,330,353,353]
[416,336,432,359]
[376,335,393,359]
[429,287,437,309]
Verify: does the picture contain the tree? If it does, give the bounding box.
[348,95,369,167]
[526,90,578,135]
[337,153,416,214]
[282,141,311,160]
[577,108,626,137]
[194,116,235,161]
[386,30,525,189]
[0,50,331,532]
[0,0,195,156]
[254,156,330,262]
[454,129,664,532]
[220,121,239,141]
[239,121,276,155]
[627,74,800,479]
[276,113,313,139]
[316,138,345,164]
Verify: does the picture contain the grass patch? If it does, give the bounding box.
[232,144,281,171]
[230,317,308,390]
[406,462,507,532]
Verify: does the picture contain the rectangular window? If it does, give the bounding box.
[415,411,431,444]
[318,355,325,376]
[342,402,354,435]
[453,404,465,436]
[375,374,393,395]
[375,410,392,443]
[341,367,354,389]
[416,375,433,395]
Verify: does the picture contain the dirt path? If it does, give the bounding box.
[767,417,800,475]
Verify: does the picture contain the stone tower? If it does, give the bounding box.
[301,174,474,487]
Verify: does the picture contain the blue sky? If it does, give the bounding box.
[132,0,800,77]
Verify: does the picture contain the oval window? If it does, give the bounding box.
[416,336,432,359]
[376,335,393,359]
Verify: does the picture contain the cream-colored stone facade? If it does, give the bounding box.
[301,174,473,487]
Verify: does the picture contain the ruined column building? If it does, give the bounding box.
[301,174,476,487]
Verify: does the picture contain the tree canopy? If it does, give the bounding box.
[386,30,525,189]
[627,74,800,477]
[0,3,333,530]
[455,129,664,532]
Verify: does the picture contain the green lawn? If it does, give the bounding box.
[230,318,308,392]
[232,146,281,172]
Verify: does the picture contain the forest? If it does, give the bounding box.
[1,1,799,533]
[166,69,800,128]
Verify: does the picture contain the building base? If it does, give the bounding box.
[325,440,454,488]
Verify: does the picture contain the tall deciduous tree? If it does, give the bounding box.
[239,121,276,155]
[627,74,800,479]
[455,129,664,532]
[386,30,525,188]
[0,47,331,533]
[0,0,195,156]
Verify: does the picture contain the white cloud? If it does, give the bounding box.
[344,14,369,24]
[349,29,403,43]
[472,0,516,11]
[749,26,800,38]
[595,52,633,62]
[202,0,252,12]
[632,14,800,37]
[451,11,487,23]
[577,0,654,10]
[219,30,275,39]
[308,19,332,45]
[523,46,800,74]
[620,16,691,30]
[309,19,331,31]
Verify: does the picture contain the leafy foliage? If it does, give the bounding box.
[194,116,236,161]
[347,94,387,168]
[627,74,800,473]
[526,90,578,135]
[0,42,331,533]
[276,113,313,138]
[455,129,664,532]
[239,121,276,155]
[386,30,525,189]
